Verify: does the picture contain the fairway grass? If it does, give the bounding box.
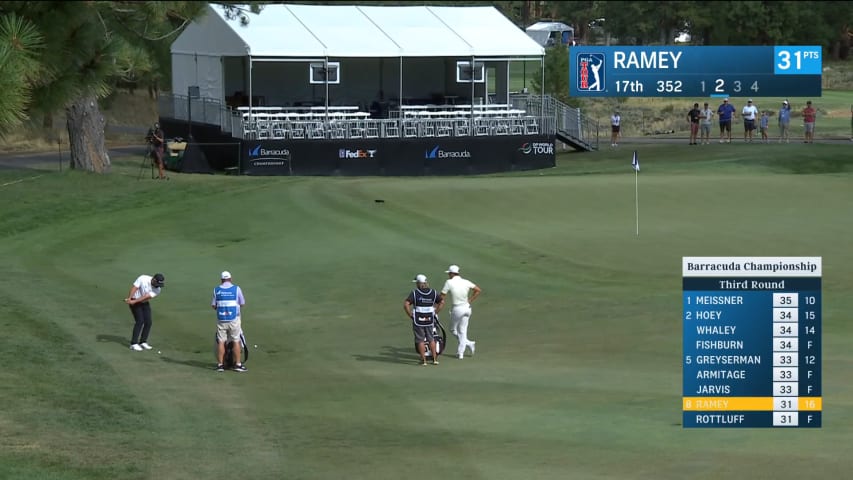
[1,144,852,479]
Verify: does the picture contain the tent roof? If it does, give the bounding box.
[171,3,544,58]
[526,22,573,32]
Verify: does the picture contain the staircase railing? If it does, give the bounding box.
[509,94,599,150]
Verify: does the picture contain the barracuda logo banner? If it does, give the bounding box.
[425,145,471,159]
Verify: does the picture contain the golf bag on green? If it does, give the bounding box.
[214,332,249,368]
[414,315,446,359]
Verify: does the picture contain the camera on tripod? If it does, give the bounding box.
[145,125,158,145]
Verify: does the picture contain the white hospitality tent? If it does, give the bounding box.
[170,3,545,115]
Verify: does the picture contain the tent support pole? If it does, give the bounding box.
[398,56,403,114]
[248,52,253,123]
[540,56,545,120]
[325,57,330,122]
[470,55,475,122]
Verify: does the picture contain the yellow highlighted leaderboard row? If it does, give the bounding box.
[683,397,822,411]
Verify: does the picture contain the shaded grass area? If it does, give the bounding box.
[1,145,852,479]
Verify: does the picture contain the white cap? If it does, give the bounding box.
[747,99,753,102]
[412,274,428,283]
[445,265,460,274]
[783,100,788,104]
[221,271,232,280]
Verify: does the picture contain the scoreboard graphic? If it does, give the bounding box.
[569,46,822,97]
[682,257,822,428]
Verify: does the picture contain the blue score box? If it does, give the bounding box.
[569,46,822,97]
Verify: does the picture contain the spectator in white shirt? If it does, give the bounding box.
[742,99,759,143]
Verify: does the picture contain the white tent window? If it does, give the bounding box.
[456,61,484,83]
[309,62,340,84]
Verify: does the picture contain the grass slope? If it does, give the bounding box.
[1,144,852,479]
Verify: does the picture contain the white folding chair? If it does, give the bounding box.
[364,120,380,138]
[454,119,470,137]
[382,120,400,138]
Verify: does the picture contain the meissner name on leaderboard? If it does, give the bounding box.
[693,296,744,304]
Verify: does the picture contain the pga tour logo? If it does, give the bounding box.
[577,53,605,92]
[519,142,554,155]
[339,149,377,159]
[249,145,290,157]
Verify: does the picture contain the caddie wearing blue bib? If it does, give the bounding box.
[212,271,246,372]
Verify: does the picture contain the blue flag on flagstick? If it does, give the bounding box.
[631,151,640,172]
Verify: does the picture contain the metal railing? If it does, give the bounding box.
[510,94,599,150]
[158,93,241,135]
[157,93,559,142]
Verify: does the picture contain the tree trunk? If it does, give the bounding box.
[65,94,110,173]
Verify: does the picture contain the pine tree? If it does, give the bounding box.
[0,13,43,136]
[0,1,206,172]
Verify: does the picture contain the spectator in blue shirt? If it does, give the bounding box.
[717,98,736,143]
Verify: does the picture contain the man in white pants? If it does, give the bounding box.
[440,265,482,359]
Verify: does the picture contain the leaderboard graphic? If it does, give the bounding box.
[570,46,822,97]
[682,257,822,428]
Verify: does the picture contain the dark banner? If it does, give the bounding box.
[238,135,556,176]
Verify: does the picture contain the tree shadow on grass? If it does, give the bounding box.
[96,334,128,346]
[158,356,214,370]
[97,334,213,370]
[352,345,421,365]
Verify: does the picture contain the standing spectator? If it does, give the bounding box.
[148,122,168,180]
[778,100,792,143]
[125,273,165,351]
[741,99,759,143]
[760,111,770,143]
[404,274,444,366]
[849,104,852,141]
[802,101,816,143]
[440,265,481,360]
[717,98,736,143]
[699,102,714,145]
[687,102,701,145]
[212,271,247,372]
[610,110,621,147]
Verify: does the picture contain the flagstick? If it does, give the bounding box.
[634,168,640,237]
